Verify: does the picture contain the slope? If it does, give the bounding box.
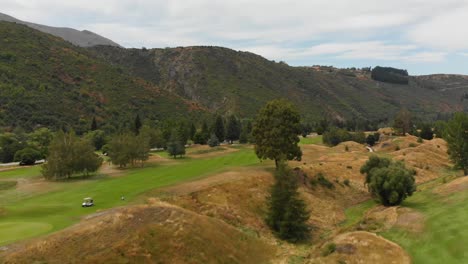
[90,45,468,122]
[0,12,120,47]
[0,21,205,131]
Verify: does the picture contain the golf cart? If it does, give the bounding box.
[82,197,94,207]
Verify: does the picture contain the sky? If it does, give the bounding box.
[2,0,468,75]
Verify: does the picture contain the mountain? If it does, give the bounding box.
[0,21,204,132]
[89,46,468,123]
[0,13,120,47]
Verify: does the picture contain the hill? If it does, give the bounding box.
[89,45,468,123]
[0,202,275,264]
[0,21,205,131]
[0,13,120,47]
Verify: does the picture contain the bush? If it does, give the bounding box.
[409,143,417,147]
[313,173,334,189]
[417,137,423,143]
[366,134,376,146]
[207,133,220,147]
[360,156,416,206]
[344,179,350,186]
[322,243,336,256]
[14,147,42,165]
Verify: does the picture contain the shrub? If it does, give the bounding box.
[14,147,42,165]
[360,156,416,206]
[395,145,400,151]
[417,137,423,143]
[322,243,336,256]
[316,173,334,189]
[207,133,220,147]
[409,143,417,147]
[344,179,350,186]
[345,145,349,152]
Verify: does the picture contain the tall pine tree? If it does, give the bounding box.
[266,163,310,242]
[213,116,225,143]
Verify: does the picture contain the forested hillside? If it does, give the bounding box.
[0,22,205,132]
[90,46,468,123]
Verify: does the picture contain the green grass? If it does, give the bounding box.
[0,166,41,179]
[299,135,323,145]
[381,176,468,264]
[340,199,376,229]
[0,180,17,190]
[0,147,262,245]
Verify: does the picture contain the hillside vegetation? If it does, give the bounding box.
[0,21,204,132]
[90,45,468,122]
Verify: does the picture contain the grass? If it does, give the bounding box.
[0,181,17,191]
[380,179,468,264]
[0,166,41,179]
[0,147,262,245]
[299,135,323,145]
[340,199,376,229]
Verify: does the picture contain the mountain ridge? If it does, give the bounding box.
[0,12,121,47]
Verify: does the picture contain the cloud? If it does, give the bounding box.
[0,0,466,73]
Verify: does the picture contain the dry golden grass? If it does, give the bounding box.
[310,231,411,264]
[433,176,468,196]
[0,202,275,264]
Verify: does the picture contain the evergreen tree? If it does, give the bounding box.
[189,123,197,141]
[134,114,142,135]
[91,117,97,131]
[444,113,468,175]
[266,163,310,242]
[226,115,241,144]
[252,100,302,168]
[208,133,220,147]
[213,116,225,142]
[166,131,186,158]
[419,123,434,140]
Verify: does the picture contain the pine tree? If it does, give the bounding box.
[134,114,142,135]
[213,116,225,142]
[91,117,97,131]
[226,115,241,144]
[266,163,310,242]
[167,130,185,158]
[444,112,468,175]
[189,123,196,141]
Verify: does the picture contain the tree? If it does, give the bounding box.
[42,131,102,180]
[134,114,142,135]
[14,147,42,165]
[207,133,220,147]
[91,117,98,131]
[226,115,241,144]
[189,123,196,141]
[107,133,150,167]
[0,133,25,163]
[366,134,376,146]
[213,116,225,143]
[266,163,310,242]
[419,123,433,140]
[252,100,302,168]
[85,130,106,150]
[444,113,468,175]
[166,131,185,158]
[393,108,412,135]
[360,156,416,206]
[28,128,53,158]
[140,125,165,149]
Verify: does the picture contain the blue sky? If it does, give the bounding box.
[2,0,468,75]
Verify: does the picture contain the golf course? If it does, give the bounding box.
[0,146,263,245]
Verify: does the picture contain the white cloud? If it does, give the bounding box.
[0,0,465,72]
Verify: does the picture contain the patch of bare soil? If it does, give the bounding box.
[433,176,468,196]
[310,231,411,264]
[0,202,276,264]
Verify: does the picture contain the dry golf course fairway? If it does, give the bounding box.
[0,146,261,245]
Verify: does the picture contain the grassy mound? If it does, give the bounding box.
[0,203,275,264]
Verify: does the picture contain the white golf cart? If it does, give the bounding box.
[82,197,94,207]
